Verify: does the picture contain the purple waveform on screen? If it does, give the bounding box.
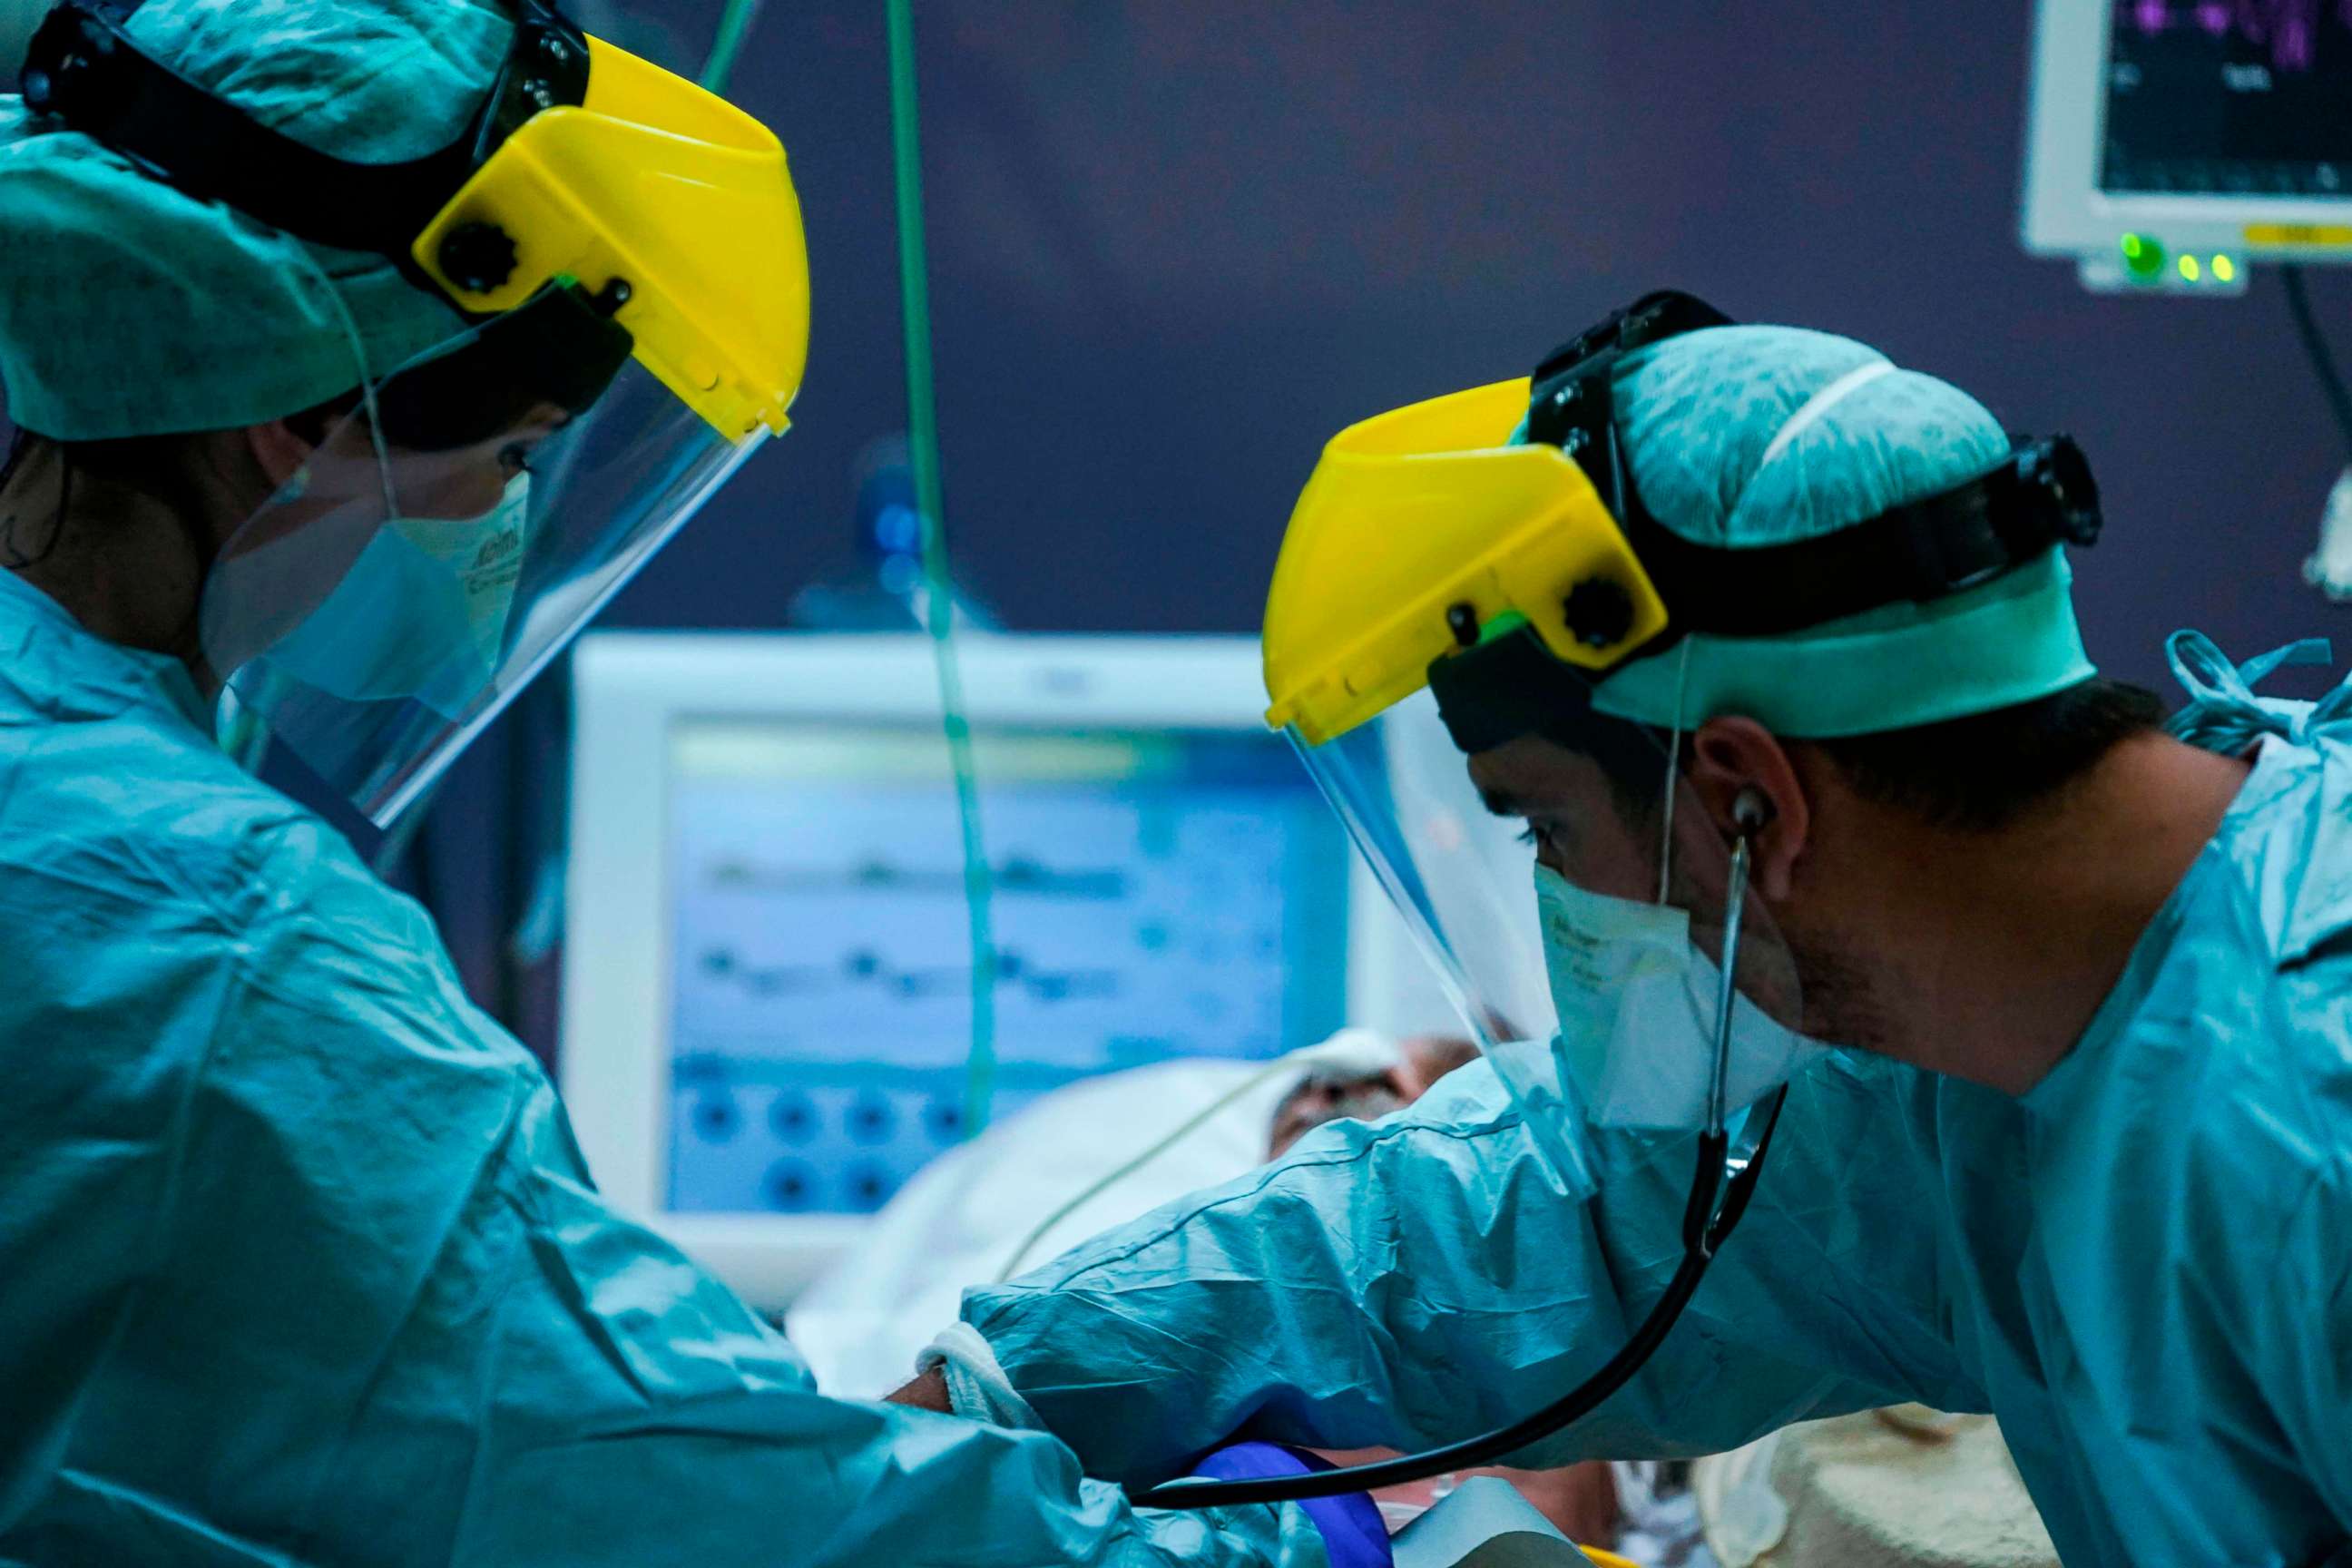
[2124,0,2352,69]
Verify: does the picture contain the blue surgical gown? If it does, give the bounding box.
[964,639,2352,1568]
[0,573,1325,1568]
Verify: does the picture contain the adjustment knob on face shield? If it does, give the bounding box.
[436,221,520,296]
[2015,435,2102,547]
[1563,576,1636,650]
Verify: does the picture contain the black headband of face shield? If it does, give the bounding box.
[1427,624,1629,757]
[20,0,590,267]
[373,282,632,452]
[21,2,633,448]
[1430,290,2105,756]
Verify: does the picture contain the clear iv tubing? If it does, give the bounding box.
[887,0,1000,1136]
[993,1053,1332,1285]
[1137,834,1784,1510]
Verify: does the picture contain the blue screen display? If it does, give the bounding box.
[662,721,1350,1214]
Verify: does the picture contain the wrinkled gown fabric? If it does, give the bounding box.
[0,571,1326,1568]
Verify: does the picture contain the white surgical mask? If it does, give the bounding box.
[256,472,530,720]
[1534,862,1828,1131]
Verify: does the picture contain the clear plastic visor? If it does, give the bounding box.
[1289,686,1805,1181]
[201,328,762,826]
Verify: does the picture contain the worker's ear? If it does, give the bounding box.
[240,389,364,498]
[240,416,319,495]
[1686,716,1809,901]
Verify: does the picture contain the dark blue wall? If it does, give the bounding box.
[418,0,2352,1046]
[617,0,2349,675]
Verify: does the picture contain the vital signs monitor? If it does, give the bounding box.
[560,634,1470,1307]
[2024,0,2352,290]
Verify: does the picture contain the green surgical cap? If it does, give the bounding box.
[1583,323,2095,737]
[0,0,511,441]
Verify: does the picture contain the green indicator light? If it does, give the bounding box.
[2121,232,2165,279]
[2180,254,2201,281]
[2213,255,2238,283]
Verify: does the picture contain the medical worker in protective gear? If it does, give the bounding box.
[0,3,1337,1563]
[899,295,2352,1568]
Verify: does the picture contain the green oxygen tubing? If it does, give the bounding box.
[886,0,1000,1136]
[701,0,999,1136]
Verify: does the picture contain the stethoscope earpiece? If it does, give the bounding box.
[1731,786,1775,840]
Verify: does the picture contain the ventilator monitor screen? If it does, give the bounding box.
[2102,0,2352,195]
[662,720,1350,1216]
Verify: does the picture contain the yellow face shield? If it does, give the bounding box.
[1258,361,1806,1208]
[27,0,810,441]
[1260,378,1668,748]
[413,34,809,440]
[1256,296,2102,1167]
[24,0,813,825]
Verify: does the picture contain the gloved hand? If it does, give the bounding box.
[1188,1443,1393,1568]
[906,1343,1390,1563]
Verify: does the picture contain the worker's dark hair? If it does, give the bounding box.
[1588,676,2170,835]
[1811,677,2170,830]
[0,388,364,573]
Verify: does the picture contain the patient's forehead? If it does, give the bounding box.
[1267,1073,1405,1159]
[1266,1037,1476,1160]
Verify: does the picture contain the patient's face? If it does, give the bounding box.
[1266,1035,1479,1158]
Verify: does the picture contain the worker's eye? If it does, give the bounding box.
[1518,818,1575,855]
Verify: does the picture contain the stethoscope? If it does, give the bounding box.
[1135,791,1788,1510]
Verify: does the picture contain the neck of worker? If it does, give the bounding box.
[1793,730,2252,1096]
[1,439,222,696]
